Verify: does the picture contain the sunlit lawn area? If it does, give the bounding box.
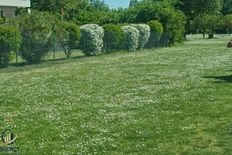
[1,35,232,154]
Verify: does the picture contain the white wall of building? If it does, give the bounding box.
[0,0,30,18]
[0,0,30,7]
[0,6,16,17]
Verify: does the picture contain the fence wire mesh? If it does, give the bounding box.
[1,30,170,67]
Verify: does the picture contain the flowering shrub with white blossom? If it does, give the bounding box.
[131,24,150,50]
[80,24,104,56]
[121,25,139,52]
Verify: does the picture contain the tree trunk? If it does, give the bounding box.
[203,32,205,39]
[208,33,214,39]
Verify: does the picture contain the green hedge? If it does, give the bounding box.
[167,11,186,45]
[61,22,81,58]
[103,24,126,52]
[147,20,163,48]
[18,11,53,64]
[0,26,21,68]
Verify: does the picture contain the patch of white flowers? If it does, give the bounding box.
[121,25,140,52]
[80,24,104,56]
[131,24,151,50]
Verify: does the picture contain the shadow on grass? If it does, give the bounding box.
[47,57,67,62]
[10,62,29,67]
[9,55,85,67]
[204,75,232,83]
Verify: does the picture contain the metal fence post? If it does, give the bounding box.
[15,33,18,66]
[52,33,56,60]
[16,51,18,66]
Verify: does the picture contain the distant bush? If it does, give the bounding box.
[59,22,81,58]
[0,26,21,68]
[147,20,163,47]
[148,20,163,33]
[131,24,150,50]
[18,11,53,64]
[0,18,4,24]
[103,24,125,52]
[223,14,232,35]
[121,25,139,52]
[167,11,186,45]
[80,24,104,56]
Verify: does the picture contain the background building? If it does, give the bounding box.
[0,0,30,18]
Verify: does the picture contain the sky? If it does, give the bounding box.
[104,0,130,9]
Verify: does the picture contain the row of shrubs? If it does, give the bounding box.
[0,11,166,68]
[81,23,152,56]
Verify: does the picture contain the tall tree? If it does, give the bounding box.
[222,0,232,15]
[31,0,89,13]
[178,0,223,38]
[178,0,223,16]
[223,14,232,35]
[129,0,139,7]
[90,0,108,10]
[193,0,223,15]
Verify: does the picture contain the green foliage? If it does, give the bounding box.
[53,21,80,58]
[0,26,21,68]
[103,24,126,52]
[147,20,163,33]
[223,0,232,15]
[194,14,221,38]
[119,7,138,23]
[29,0,229,41]
[168,11,186,44]
[73,10,106,25]
[134,2,163,23]
[18,11,53,64]
[223,14,232,34]
[31,0,62,11]
[179,0,223,35]
[31,0,112,25]
[190,0,223,15]
[147,20,163,47]
[0,18,4,24]
[72,3,120,26]
[205,15,222,34]
[90,0,109,10]
[31,0,89,13]
[120,1,165,23]
[121,1,186,45]
[61,22,81,58]
[129,0,139,7]
[193,15,208,35]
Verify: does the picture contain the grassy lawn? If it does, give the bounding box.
[0,35,232,154]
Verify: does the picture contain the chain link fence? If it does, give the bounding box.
[4,31,170,66]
